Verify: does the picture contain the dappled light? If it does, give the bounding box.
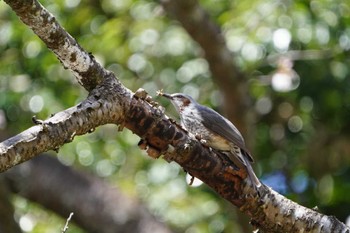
[0,0,350,232]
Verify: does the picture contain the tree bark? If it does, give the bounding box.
[0,82,126,172]
[2,0,350,232]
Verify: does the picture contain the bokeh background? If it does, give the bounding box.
[0,0,350,232]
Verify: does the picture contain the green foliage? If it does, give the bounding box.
[13,196,84,233]
[1,0,350,232]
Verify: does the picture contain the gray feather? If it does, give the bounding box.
[198,105,254,163]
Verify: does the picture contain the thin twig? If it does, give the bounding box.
[62,212,74,233]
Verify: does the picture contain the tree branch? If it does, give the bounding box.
[123,92,350,233]
[2,0,350,232]
[0,78,127,172]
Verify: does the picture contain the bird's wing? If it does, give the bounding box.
[199,105,254,162]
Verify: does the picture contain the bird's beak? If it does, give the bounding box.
[160,93,173,100]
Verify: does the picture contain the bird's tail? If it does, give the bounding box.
[245,159,261,189]
[229,148,262,192]
[240,150,262,192]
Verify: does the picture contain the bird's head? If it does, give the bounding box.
[160,93,196,113]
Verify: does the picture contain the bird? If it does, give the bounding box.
[160,92,261,190]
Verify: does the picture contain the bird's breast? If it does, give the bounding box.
[185,123,232,151]
[205,133,232,151]
[180,110,232,151]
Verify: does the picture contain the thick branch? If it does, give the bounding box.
[2,75,347,232]
[3,0,350,232]
[4,0,107,90]
[161,0,250,132]
[0,77,127,172]
[5,155,173,233]
[123,93,350,233]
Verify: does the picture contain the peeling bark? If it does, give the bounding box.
[2,0,350,232]
[0,77,127,172]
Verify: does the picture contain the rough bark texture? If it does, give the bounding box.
[0,77,126,172]
[124,93,350,233]
[2,0,350,232]
[5,155,173,233]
